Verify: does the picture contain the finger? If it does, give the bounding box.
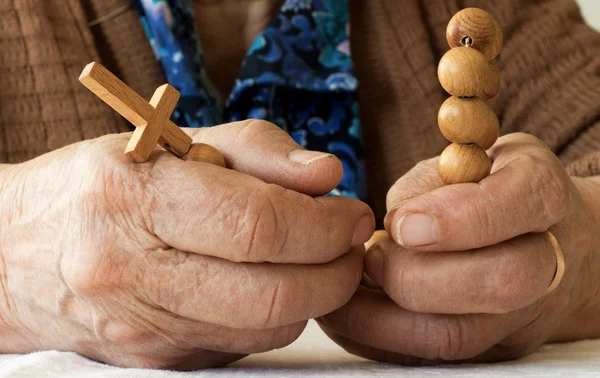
[364,233,556,314]
[138,246,364,330]
[171,320,308,355]
[386,133,570,251]
[319,325,437,366]
[82,343,245,370]
[98,309,307,356]
[319,325,530,366]
[154,350,244,371]
[149,158,374,263]
[318,287,529,362]
[83,317,306,369]
[184,119,344,196]
[95,133,374,264]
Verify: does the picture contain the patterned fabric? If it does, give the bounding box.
[136,0,364,199]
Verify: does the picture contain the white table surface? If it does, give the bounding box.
[1,320,600,377]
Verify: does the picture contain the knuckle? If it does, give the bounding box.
[540,172,569,226]
[235,119,282,147]
[76,140,154,231]
[76,139,137,200]
[512,132,547,146]
[232,185,288,262]
[469,194,496,243]
[61,247,124,297]
[258,279,288,328]
[435,317,467,360]
[435,317,478,361]
[100,320,154,347]
[61,260,98,296]
[525,154,569,228]
[75,137,121,169]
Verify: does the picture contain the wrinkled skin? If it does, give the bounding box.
[319,133,600,365]
[0,120,374,370]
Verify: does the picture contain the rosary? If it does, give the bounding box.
[79,8,502,185]
[437,8,503,184]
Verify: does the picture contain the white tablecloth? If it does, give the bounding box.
[1,320,600,377]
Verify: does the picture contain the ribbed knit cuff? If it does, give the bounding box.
[567,152,600,177]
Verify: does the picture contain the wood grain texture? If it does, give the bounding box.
[438,47,489,97]
[483,62,501,101]
[438,96,499,150]
[446,8,503,61]
[438,143,491,184]
[125,84,180,162]
[183,143,227,167]
[79,62,192,157]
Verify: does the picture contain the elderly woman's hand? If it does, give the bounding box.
[318,133,600,364]
[0,120,374,370]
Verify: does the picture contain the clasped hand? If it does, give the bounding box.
[0,126,597,369]
[319,133,598,365]
[0,120,374,369]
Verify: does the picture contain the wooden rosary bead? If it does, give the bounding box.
[438,143,491,184]
[183,143,227,167]
[482,62,501,101]
[79,63,229,167]
[438,47,489,97]
[438,97,499,150]
[364,230,391,251]
[436,8,502,184]
[446,8,503,61]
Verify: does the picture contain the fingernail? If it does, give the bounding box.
[352,214,375,246]
[364,247,385,287]
[396,213,438,247]
[383,206,400,230]
[288,149,333,165]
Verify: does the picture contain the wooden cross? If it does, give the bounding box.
[78,62,225,166]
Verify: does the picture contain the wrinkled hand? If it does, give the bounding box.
[0,120,374,370]
[319,133,600,365]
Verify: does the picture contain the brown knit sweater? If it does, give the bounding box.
[1,0,599,221]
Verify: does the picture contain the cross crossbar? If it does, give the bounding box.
[79,62,192,161]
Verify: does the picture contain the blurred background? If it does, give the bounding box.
[577,0,600,31]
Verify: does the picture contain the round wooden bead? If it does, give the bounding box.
[183,143,226,167]
[482,62,501,101]
[438,143,491,184]
[446,8,503,61]
[438,96,499,150]
[438,47,489,97]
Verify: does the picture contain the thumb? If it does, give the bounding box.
[185,119,343,196]
[384,157,445,246]
[386,134,570,251]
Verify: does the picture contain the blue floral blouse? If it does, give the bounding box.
[136,0,365,199]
